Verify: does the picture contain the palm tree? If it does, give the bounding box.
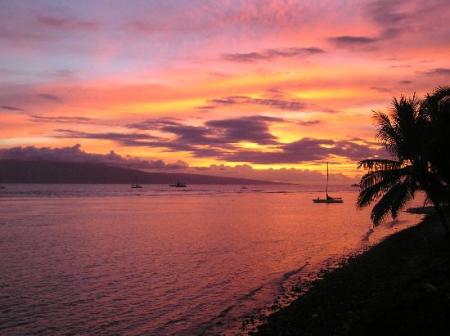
[357,87,450,242]
[421,87,450,195]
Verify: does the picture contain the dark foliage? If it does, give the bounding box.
[357,87,450,237]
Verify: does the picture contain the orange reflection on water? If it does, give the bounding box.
[0,184,423,335]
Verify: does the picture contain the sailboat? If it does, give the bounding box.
[313,162,343,203]
[170,180,187,188]
[131,176,143,188]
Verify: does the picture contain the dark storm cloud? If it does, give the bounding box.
[330,140,386,161]
[207,93,338,113]
[364,0,450,42]
[55,129,160,145]
[126,117,182,130]
[56,116,383,164]
[220,138,385,164]
[37,93,64,103]
[161,124,214,145]
[222,47,325,62]
[346,137,381,147]
[30,115,95,124]
[364,0,412,41]
[126,115,284,146]
[327,1,412,50]
[54,125,227,154]
[0,144,188,170]
[328,35,378,47]
[296,120,321,126]
[205,116,283,145]
[366,0,409,26]
[210,95,306,111]
[195,105,216,110]
[422,68,450,76]
[56,115,284,156]
[222,52,268,63]
[222,138,334,163]
[1,105,25,112]
[328,0,434,49]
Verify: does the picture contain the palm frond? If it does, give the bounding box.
[391,94,420,122]
[390,95,423,159]
[389,178,416,218]
[358,180,395,208]
[359,166,409,190]
[370,180,414,225]
[358,159,402,171]
[358,87,450,228]
[357,168,408,208]
[373,111,400,154]
[422,86,450,117]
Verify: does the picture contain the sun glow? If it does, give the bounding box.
[1,0,448,182]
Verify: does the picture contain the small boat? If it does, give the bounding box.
[351,183,360,187]
[313,162,343,204]
[170,181,187,188]
[313,195,343,203]
[131,176,143,188]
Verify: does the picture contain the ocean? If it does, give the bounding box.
[0,184,423,335]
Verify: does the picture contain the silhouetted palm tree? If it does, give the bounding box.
[421,87,450,194]
[357,87,450,241]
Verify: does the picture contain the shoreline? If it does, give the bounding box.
[252,213,450,335]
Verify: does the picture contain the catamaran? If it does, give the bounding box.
[313,162,343,203]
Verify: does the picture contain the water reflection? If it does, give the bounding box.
[0,184,423,335]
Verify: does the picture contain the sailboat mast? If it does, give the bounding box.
[326,162,329,196]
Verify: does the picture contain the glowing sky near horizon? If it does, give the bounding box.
[1,0,449,179]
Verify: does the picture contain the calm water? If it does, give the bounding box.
[0,184,423,335]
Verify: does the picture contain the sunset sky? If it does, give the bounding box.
[1,0,449,182]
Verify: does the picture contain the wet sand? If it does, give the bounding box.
[253,213,450,335]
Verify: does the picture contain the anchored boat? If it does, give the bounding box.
[170,181,187,188]
[131,176,143,188]
[313,162,343,204]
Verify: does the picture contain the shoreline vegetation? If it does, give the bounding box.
[253,211,450,335]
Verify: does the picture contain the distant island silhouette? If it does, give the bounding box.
[0,160,279,185]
